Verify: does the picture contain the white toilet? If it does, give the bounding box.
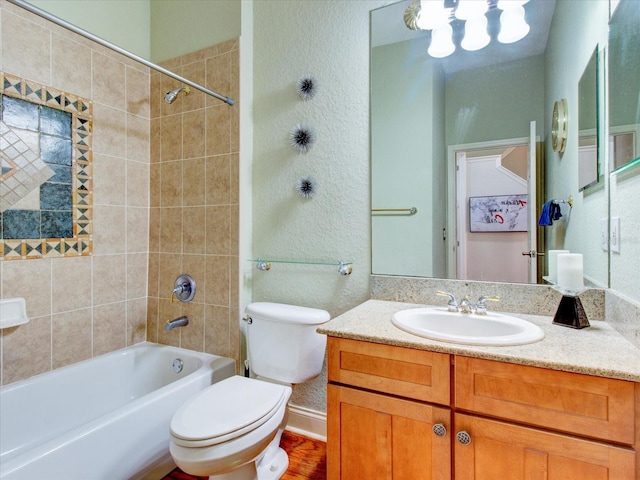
[169,302,330,480]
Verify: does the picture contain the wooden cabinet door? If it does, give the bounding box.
[454,413,636,480]
[328,384,451,480]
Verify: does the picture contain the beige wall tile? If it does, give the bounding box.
[206,155,231,205]
[52,33,92,99]
[205,255,230,306]
[183,110,206,159]
[127,160,150,207]
[93,302,126,356]
[126,66,150,118]
[180,302,205,351]
[206,52,231,96]
[230,206,239,256]
[204,305,230,357]
[150,73,162,120]
[93,254,127,306]
[146,297,159,343]
[51,256,92,313]
[127,253,148,300]
[183,207,206,254]
[92,103,127,158]
[205,106,231,155]
[150,118,161,163]
[2,315,52,384]
[159,207,183,253]
[2,11,51,85]
[92,51,126,110]
[127,207,149,253]
[93,153,126,206]
[127,298,147,345]
[160,114,183,161]
[160,161,183,207]
[93,205,126,255]
[150,163,161,208]
[206,205,231,255]
[52,308,92,369]
[148,207,161,253]
[3,259,52,318]
[127,113,150,164]
[147,253,160,298]
[182,61,207,112]
[183,157,206,206]
[230,153,239,204]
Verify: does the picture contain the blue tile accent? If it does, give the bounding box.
[48,165,72,184]
[3,210,40,239]
[41,211,73,238]
[41,134,72,166]
[1,96,39,131]
[41,105,72,138]
[40,182,72,211]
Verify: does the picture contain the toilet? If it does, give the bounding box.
[169,302,330,480]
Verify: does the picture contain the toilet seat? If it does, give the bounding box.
[170,376,289,448]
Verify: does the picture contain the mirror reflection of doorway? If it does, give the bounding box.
[448,125,541,283]
[456,144,529,283]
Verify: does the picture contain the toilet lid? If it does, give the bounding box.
[170,376,288,447]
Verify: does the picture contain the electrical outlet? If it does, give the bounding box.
[600,218,608,251]
[611,217,621,253]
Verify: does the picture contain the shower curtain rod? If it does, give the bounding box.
[7,0,235,106]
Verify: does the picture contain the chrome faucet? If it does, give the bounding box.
[436,291,458,312]
[165,315,189,331]
[474,296,500,315]
[458,296,473,314]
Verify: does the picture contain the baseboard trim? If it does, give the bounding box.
[286,404,327,442]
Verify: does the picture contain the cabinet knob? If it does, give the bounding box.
[432,423,447,437]
[456,430,471,445]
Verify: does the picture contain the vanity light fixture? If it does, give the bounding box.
[497,4,530,44]
[404,0,531,58]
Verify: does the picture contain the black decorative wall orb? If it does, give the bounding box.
[295,176,317,199]
[296,74,317,101]
[289,124,315,154]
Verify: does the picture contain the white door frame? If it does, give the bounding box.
[446,134,540,280]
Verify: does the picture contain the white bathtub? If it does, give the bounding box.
[0,342,235,480]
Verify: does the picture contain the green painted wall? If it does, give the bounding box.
[29,0,151,58]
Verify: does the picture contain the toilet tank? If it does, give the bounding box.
[245,302,330,384]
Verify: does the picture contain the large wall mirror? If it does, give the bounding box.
[371,0,609,287]
[578,48,599,191]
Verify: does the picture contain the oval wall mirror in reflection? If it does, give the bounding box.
[609,0,640,171]
[371,0,609,287]
[578,48,599,191]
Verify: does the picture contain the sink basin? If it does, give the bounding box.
[391,307,544,346]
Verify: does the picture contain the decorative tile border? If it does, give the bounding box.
[1,72,93,260]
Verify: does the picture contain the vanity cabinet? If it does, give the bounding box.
[327,337,451,479]
[326,337,638,480]
[454,357,636,479]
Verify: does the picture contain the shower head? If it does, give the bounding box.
[164,85,190,104]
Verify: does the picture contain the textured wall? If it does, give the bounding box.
[147,41,241,365]
[251,0,385,411]
[0,0,150,385]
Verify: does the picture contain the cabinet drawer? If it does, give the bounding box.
[328,337,450,405]
[455,356,636,445]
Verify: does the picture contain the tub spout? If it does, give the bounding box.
[165,316,189,331]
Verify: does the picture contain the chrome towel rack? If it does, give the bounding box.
[249,259,353,275]
[371,207,418,216]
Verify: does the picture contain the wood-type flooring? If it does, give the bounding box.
[163,430,326,480]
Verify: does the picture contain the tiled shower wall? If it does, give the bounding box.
[146,42,240,365]
[0,1,150,384]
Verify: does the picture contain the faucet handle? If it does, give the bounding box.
[436,291,458,312]
[475,295,500,315]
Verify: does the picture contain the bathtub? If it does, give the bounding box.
[0,342,235,480]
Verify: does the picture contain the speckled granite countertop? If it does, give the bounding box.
[317,299,640,382]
